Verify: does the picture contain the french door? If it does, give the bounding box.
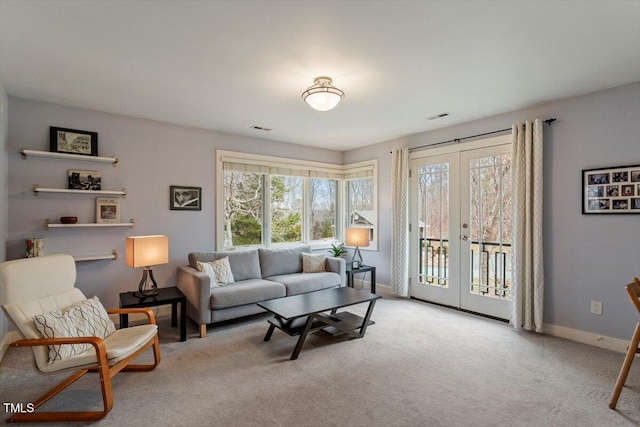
[409,136,512,320]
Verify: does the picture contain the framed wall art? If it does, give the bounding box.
[170,186,201,211]
[96,198,121,223]
[50,126,98,156]
[582,164,640,214]
[68,170,101,190]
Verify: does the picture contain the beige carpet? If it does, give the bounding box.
[1,296,640,426]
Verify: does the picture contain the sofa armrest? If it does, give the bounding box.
[177,266,212,325]
[326,256,346,286]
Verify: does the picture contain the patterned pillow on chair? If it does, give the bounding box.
[33,296,116,363]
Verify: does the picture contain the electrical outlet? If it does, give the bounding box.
[591,300,603,315]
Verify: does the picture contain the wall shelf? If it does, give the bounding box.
[73,250,118,262]
[32,185,127,197]
[21,148,118,166]
[44,219,135,230]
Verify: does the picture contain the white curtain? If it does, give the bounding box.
[391,147,410,297]
[511,119,544,332]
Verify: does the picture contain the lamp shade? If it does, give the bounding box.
[345,228,369,248]
[125,235,169,268]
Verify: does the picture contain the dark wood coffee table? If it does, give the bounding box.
[257,287,381,360]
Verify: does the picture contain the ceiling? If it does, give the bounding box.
[1,1,639,151]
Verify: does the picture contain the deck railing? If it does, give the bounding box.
[418,238,512,299]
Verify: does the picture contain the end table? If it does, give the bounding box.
[119,286,187,342]
[346,264,376,294]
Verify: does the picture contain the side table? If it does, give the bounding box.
[119,286,187,342]
[346,264,376,294]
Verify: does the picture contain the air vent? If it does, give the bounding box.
[250,125,272,131]
[427,112,451,120]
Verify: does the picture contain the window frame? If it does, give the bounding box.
[216,150,377,251]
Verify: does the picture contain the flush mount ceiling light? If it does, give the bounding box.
[301,76,345,111]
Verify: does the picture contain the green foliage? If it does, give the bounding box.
[230,214,262,245]
[328,243,347,257]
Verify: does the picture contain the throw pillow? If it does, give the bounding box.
[33,296,116,363]
[196,257,235,287]
[70,297,116,339]
[302,253,326,273]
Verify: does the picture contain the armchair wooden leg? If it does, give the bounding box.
[8,363,113,423]
[200,324,207,338]
[610,321,640,409]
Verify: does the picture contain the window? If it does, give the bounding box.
[217,151,376,250]
[270,175,303,244]
[223,171,264,248]
[309,178,338,244]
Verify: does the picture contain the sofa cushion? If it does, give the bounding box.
[258,246,311,278]
[265,272,341,296]
[210,279,286,309]
[189,250,261,282]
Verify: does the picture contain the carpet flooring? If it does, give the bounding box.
[1,296,640,426]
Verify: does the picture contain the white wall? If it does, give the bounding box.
[6,97,342,309]
[343,81,640,341]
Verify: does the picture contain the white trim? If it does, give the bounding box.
[0,331,20,362]
[542,323,629,354]
[216,150,378,250]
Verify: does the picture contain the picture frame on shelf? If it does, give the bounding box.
[96,198,120,223]
[50,126,98,157]
[68,170,101,190]
[170,186,201,211]
[582,164,640,214]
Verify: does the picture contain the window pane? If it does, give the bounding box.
[309,178,338,243]
[271,175,303,244]
[223,171,264,247]
[346,178,374,243]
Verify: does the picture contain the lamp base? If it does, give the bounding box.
[135,268,159,298]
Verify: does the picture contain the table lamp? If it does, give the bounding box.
[126,235,169,297]
[345,227,369,269]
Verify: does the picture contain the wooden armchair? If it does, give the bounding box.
[609,277,640,409]
[0,254,161,423]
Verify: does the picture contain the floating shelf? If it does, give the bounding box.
[21,148,118,166]
[44,219,135,230]
[32,185,127,197]
[73,250,118,262]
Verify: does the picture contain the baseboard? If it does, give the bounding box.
[0,331,20,362]
[543,323,629,354]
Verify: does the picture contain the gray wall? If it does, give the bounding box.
[0,85,8,338]
[6,97,342,309]
[343,81,640,340]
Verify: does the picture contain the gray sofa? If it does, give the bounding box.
[177,245,345,337]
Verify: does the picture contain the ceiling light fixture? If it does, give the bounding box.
[301,76,345,111]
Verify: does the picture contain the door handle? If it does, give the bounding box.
[462,235,469,241]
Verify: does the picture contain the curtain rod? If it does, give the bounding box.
[390,118,557,153]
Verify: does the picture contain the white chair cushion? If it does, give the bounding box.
[39,324,158,373]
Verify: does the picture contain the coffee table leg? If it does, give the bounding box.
[264,323,276,341]
[358,299,378,336]
[290,316,314,360]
